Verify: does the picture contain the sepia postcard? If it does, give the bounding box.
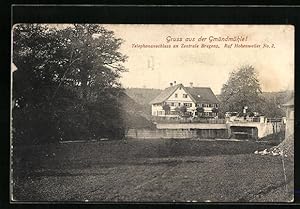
[11,24,294,203]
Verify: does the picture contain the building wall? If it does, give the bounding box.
[285,107,294,138]
[126,129,197,139]
[167,87,195,105]
[151,86,196,116]
[151,104,164,116]
[166,86,196,114]
[151,86,218,117]
[157,122,283,139]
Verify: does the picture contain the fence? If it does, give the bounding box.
[227,117,260,123]
[226,117,283,123]
[266,118,283,123]
[151,116,225,124]
[151,116,283,125]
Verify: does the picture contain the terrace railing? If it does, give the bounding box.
[227,117,283,123]
[151,116,226,124]
[266,118,283,123]
[151,116,283,124]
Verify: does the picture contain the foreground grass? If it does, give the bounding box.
[12,139,294,202]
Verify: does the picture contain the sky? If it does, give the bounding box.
[103,24,294,94]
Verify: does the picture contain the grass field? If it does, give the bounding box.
[12,138,294,202]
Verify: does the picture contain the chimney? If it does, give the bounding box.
[190,82,193,87]
[170,82,173,86]
[174,81,176,85]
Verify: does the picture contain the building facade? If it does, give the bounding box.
[150,83,219,118]
[282,98,294,139]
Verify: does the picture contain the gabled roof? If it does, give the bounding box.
[184,87,219,104]
[149,84,182,104]
[149,84,219,104]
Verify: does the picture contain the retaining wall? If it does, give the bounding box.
[156,123,226,129]
[126,128,228,139]
[126,122,284,140]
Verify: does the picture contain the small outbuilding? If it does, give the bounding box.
[282,98,294,139]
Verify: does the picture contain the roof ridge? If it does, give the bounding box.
[185,86,211,88]
[149,84,219,104]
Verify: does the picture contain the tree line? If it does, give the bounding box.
[219,65,291,118]
[12,24,128,144]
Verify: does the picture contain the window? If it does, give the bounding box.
[171,102,174,106]
[179,87,182,90]
[184,103,192,107]
[183,94,188,98]
[178,103,181,106]
[216,104,218,108]
[175,93,178,98]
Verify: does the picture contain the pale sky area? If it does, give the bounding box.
[104,24,294,94]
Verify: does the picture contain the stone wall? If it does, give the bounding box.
[126,128,228,139]
[156,123,227,130]
[126,121,284,140]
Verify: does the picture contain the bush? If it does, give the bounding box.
[13,106,59,145]
[12,96,127,145]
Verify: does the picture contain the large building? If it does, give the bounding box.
[150,82,219,118]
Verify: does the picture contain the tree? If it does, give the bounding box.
[196,106,204,117]
[55,24,127,101]
[179,105,187,116]
[248,112,255,117]
[13,24,63,105]
[162,104,171,115]
[54,24,128,136]
[174,107,181,115]
[12,24,128,144]
[219,65,262,115]
[260,96,285,118]
[12,24,70,144]
[212,107,219,113]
